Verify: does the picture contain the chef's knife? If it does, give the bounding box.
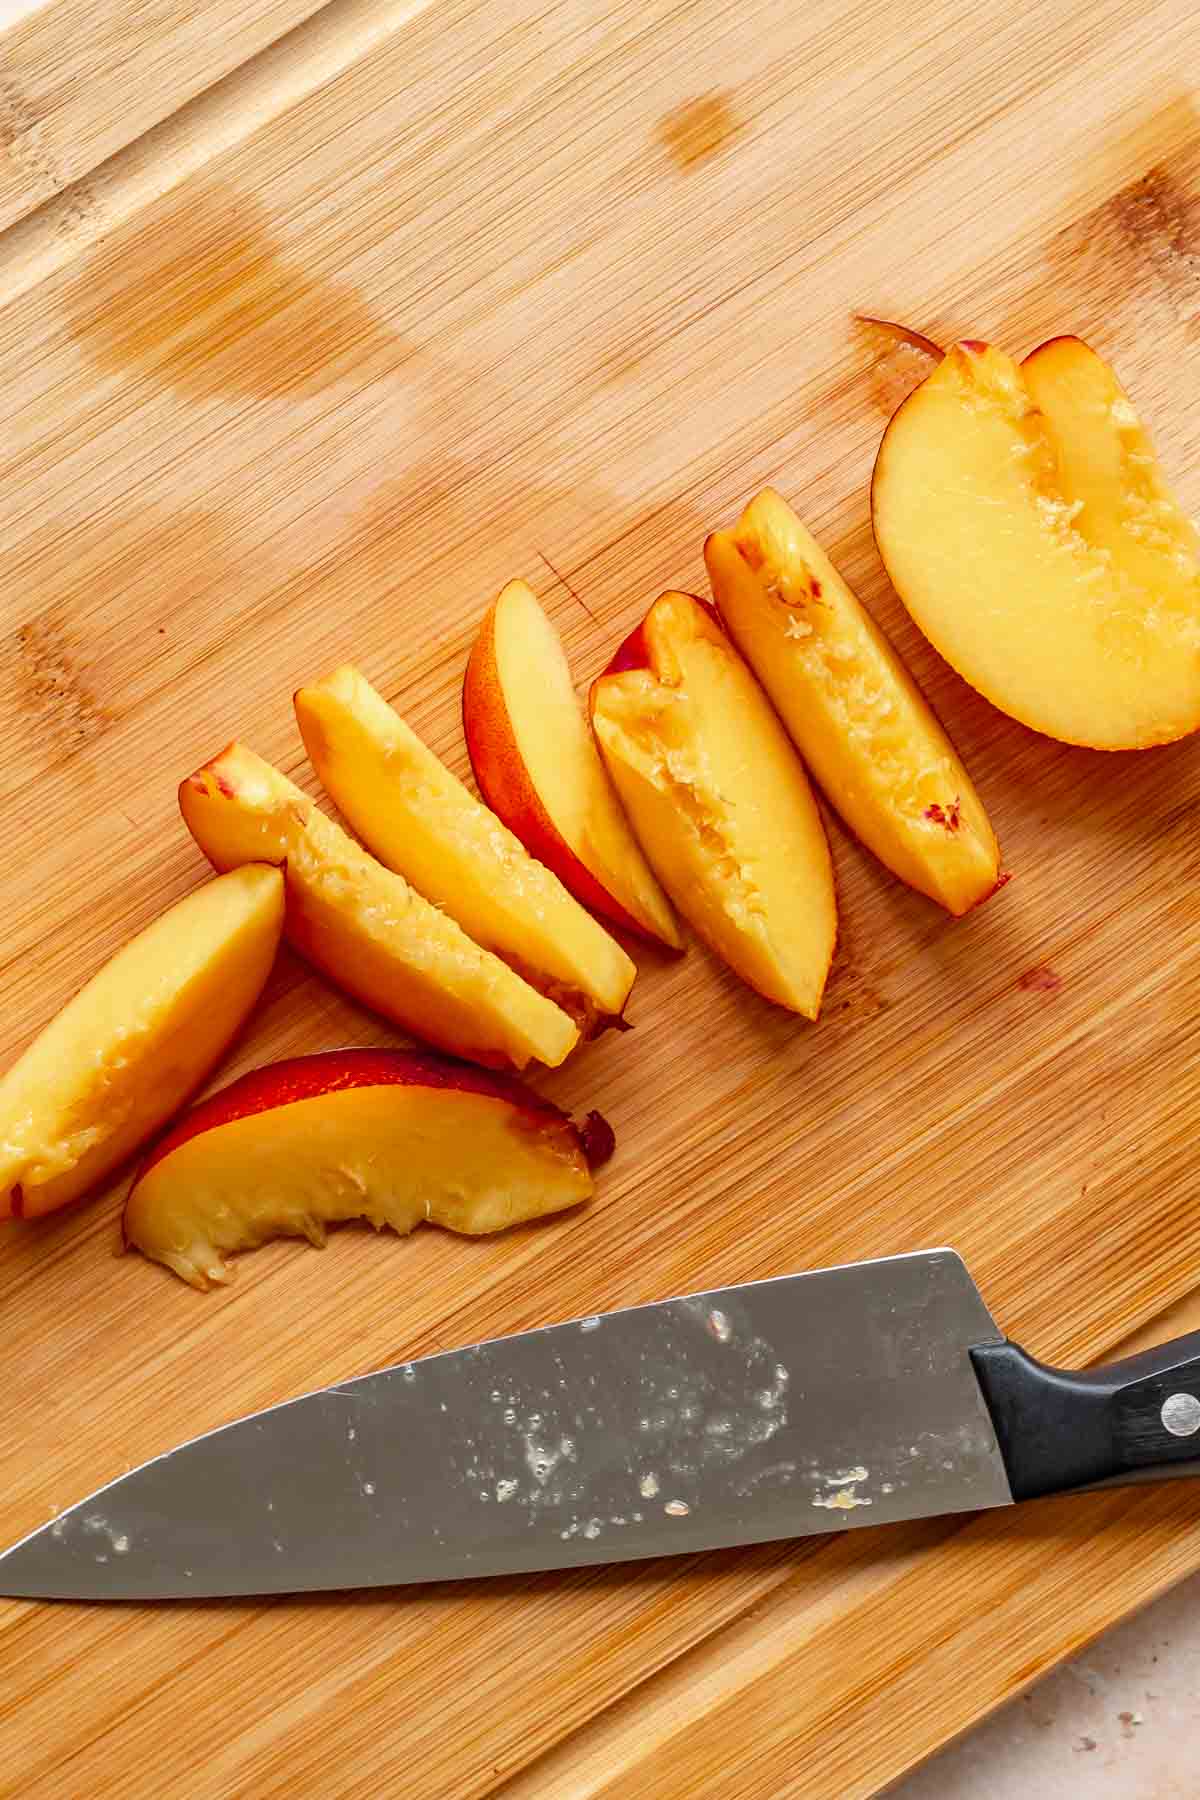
[4,1248,1200,1600]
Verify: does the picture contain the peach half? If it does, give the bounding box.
[590,592,837,1018]
[0,864,283,1220]
[872,338,1200,749]
[180,744,578,1072]
[464,580,681,950]
[124,1048,614,1288]
[706,488,1002,914]
[295,664,635,1031]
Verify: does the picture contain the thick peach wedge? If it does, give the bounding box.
[706,489,1001,914]
[180,744,578,1072]
[124,1048,614,1288]
[872,339,1200,749]
[0,865,283,1220]
[590,592,837,1018]
[464,580,681,950]
[295,665,635,1031]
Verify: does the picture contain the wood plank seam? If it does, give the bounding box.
[0,73,66,209]
[0,0,441,308]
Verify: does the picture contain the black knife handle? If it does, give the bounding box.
[970,1330,1200,1502]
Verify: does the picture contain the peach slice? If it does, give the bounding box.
[180,744,579,1072]
[0,864,283,1220]
[124,1048,614,1288]
[872,339,1200,749]
[464,580,682,950]
[1022,335,1200,613]
[295,665,635,1031]
[589,592,837,1018]
[706,488,1002,915]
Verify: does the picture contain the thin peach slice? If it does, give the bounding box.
[464,580,682,950]
[706,488,1002,914]
[1022,334,1200,612]
[0,864,283,1219]
[180,744,579,1072]
[124,1048,614,1288]
[295,665,635,1031]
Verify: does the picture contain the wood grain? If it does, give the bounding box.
[0,0,327,235]
[1,1,1199,1793]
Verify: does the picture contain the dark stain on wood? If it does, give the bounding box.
[1108,162,1200,313]
[63,181,401,402]
[658,92,743,171]
[14,611,110,751]
[1048,124,1200,342]
[1018,965,1063,994]
[0,507,262,796]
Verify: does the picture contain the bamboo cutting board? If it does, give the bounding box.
[2,0,1200,1793]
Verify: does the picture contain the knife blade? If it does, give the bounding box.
[4,1247,1200,1600]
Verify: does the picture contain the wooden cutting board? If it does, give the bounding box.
[2,1,1200,1793]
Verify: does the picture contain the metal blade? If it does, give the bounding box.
[0,1249,1011,1599]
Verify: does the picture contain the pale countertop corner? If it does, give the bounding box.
[892,1569,1200,1799]
[0,0,51,26]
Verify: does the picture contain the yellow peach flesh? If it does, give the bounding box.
[1022,335,1200,613]
[591,593,836,1018]
[295,665,635,1027]
[179,744,578,1071]
[872,341,1200,749]
[0,865,283,1219]
[126,1080,594,1289]
[707,488,1001,915]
